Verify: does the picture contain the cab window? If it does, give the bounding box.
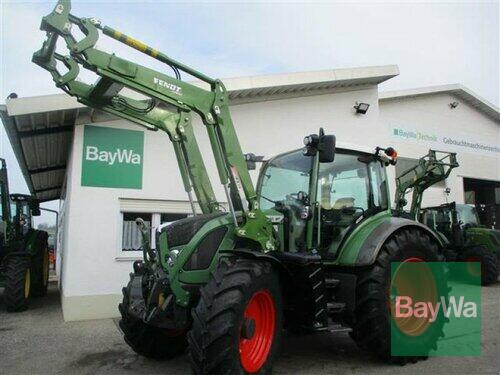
[317,152,388,255]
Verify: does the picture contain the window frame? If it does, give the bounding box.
[115,199,197,261]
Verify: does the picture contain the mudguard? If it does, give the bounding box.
[337,216,444,267]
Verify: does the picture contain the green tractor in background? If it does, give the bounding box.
[0,159,50,312]
[395,150,499,285]
[35,1,450,371]
[421,202,499,285]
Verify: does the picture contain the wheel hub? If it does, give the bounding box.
[241,317,256,339]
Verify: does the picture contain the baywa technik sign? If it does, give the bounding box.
[392,125,500,156]
[81,125,144,189]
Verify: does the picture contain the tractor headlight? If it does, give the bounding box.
[300,205,312,220]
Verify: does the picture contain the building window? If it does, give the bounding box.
[121,212,189,252]
[122,212,152,251]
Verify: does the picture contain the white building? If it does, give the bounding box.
[1,65,499,321]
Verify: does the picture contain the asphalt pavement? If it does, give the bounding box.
[0,282,498,374]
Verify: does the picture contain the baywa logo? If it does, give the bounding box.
[81,125,144,189]
[395,295,478,323]
[393,127,437,142]
[85,146,141,166]
[390,262,481,357]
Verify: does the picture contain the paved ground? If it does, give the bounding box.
[0,282,498,375]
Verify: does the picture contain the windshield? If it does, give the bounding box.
[258,150,312,210]
[457,204,479,226]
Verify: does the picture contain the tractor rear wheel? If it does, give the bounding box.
[351,229,447,365]
[4,256,31,312]
[188,258,282,374]
[31,239,50,297]
[462,246,498,286]
[118,280,187,359]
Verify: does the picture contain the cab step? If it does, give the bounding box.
[328,323,352,333]
[327,302,346,314]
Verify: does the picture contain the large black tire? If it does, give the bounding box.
[462,246,498,286]
[118,280,187,359]
[350,229,447,365]
[4,256,31,312]
[188,258,283,374]
[31,237,50,297]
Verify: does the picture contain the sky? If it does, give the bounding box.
[0,0,499,225]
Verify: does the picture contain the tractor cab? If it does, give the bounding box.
[10,194,40,237]
[257,143,392,257]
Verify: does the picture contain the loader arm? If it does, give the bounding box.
[33,0,276,250]
[395,149,459,219]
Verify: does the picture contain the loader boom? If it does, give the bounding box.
[33,0,275,250]
[395,149,459,219]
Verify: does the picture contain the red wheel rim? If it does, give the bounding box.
[239,289,276,373]
[390,257,436,336]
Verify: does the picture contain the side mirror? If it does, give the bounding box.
[303,128,336,163]
[30,201,41,216]
[319,134,336,163]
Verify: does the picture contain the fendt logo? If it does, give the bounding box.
[85,146,141,166]
[81,125,144,189]
[154,77,182,95]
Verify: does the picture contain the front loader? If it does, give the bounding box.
[0,159,50,312]
[34,1,450,372]
[395,150,499,285]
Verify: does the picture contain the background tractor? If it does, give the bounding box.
[395,149,499,285]
[0,159,50,312]
[421,202,499,285]
[34,1,449,372]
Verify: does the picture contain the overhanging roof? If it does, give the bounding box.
[379,84,500,123]
[0,65,398,202]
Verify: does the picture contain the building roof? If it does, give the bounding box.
[0,65,399,202]
[379,84,500,123]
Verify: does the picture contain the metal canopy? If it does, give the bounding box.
[0,102,91,202]
[0,65,399,202]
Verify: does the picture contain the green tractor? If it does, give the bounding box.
[0,159,50,312]
[34,1,450,371]
[421,202,499,285]
[395,149,499,285]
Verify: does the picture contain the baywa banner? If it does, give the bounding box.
[81,125,144,189]
[390,262,481,357]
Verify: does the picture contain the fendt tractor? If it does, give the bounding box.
[34,1,449,372]
[0,159,50,312]
[395,149,499,285]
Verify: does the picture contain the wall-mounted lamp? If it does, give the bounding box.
[449,101,459,109]
[354,102,370,114]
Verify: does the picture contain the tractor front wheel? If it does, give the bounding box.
[188,258,282,374]
[4,256,31,312]
[118,280,187,359]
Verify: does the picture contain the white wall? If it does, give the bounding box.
[60,86,380,320]
[380,93,500,208]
